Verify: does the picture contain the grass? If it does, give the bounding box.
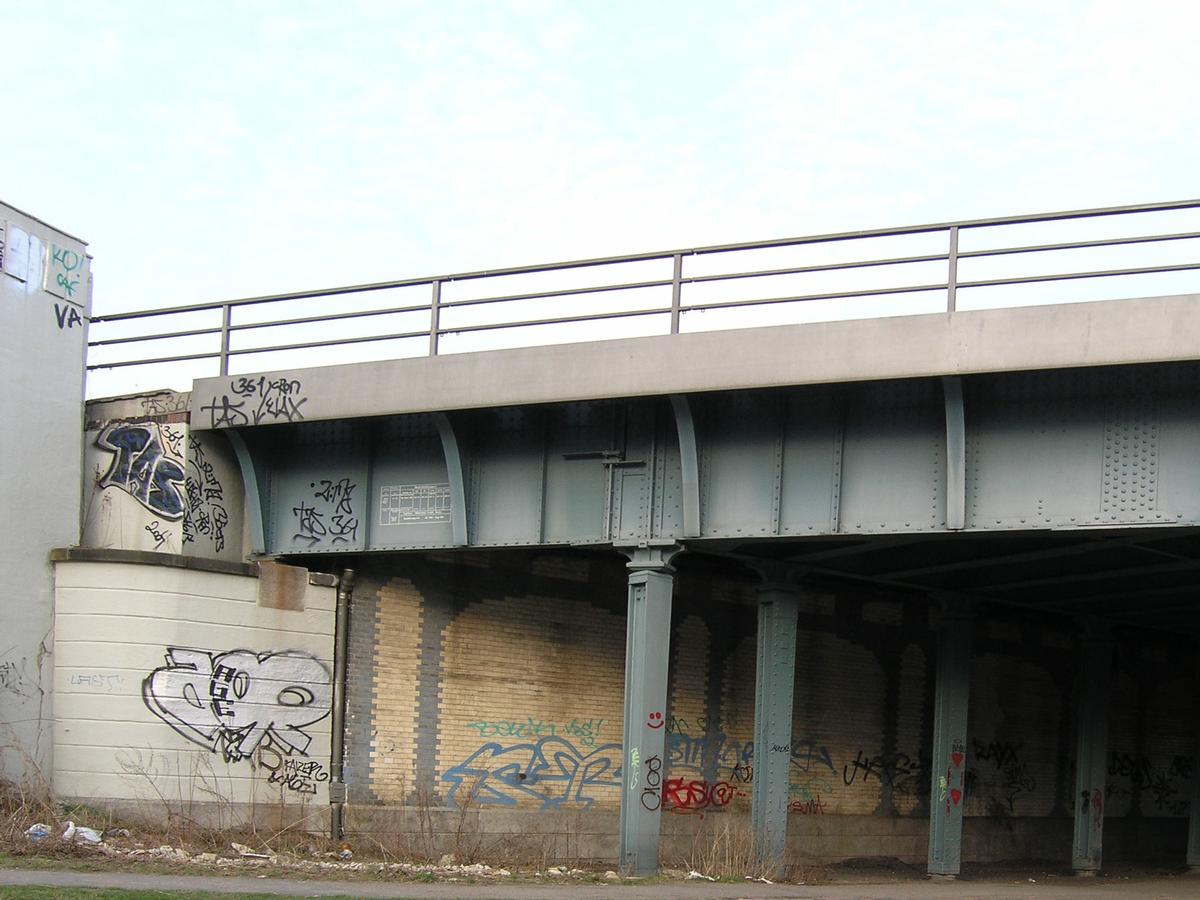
[0,890,375,900]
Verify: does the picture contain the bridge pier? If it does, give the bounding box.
[927,601,973,878]
[1071,624,1113,875]
[617,545,682,875]
[750,581,801,874]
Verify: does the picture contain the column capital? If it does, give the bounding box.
[1076,617,1113,645]
[745,558,809,588]
[930,592,976,624]
[618,542,684,573]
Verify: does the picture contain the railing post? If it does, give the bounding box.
[946,226,959,313]
[219,303,232,376]
[669,253,683,334]
[429,279,442,356]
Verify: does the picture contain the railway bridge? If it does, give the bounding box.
[87,201,1200,876]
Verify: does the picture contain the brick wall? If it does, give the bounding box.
[338,548,1197,865]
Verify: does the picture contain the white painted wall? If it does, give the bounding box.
[52,559,335,825]
[0,202,90,785]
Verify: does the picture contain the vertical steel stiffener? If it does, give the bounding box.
[618,545,681,875]
[1071,630,1113,874]
[927,604,973,876]
[751,585,800,870]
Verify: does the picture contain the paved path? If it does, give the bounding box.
[2,867,1199,898]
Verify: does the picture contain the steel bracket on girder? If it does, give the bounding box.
[434,412,468,546]
[223,429,267,555]
[942,376,965,530]
[669,395,701,538]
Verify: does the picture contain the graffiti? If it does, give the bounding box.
[467,717,604,748]
[969,739,1034,813]
[789,794,826,815]
[96,423,186,520]
[54,302,83,329]
[790,739,836,773]
[628,747,641,791]
[561,718,604,748]
[144,520,171,550]
[731,762,753,783]
[203,377,307,429]
[640,755,663,811]
[0,653,35,699]
[843,749,923,791]
[974,740,1020,768]
[646,711,664,729]
[442,737,622,810]
[666,715,728,734]
[667,731,753,775]
[293,478,359,547]
[257,742,329,795]
[47,244,84,298]
[140,394,190,416]
[662,777,736,814]
[69,672,123,692]
[1107,752,1193,815]
[200,395,249,428]
[182,435,230,553]
[943,739,966,816]
[142,647,331,763]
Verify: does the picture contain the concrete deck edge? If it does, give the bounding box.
[190,294,1200,428]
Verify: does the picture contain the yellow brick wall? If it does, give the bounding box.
[436,592,627,810]
[368,577,422,801]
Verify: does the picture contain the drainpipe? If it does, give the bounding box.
[329,567,355,840]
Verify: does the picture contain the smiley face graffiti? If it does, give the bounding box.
[647,712,664,729]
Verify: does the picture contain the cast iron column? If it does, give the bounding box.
[927,600,973,877]
[751,582,800,873]
[1071,624,1112,875]
[618,544,681,875]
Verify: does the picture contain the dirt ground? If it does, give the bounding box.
[3,858,1200,899]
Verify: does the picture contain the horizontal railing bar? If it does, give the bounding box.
[681,282,947,313]
[227,302,433,332]
[440,278,673,309]
[90,199,1200,325]
[957,230,1200,259]
[88,326,223,347]
[682,252,950,285]
[226,328,432,356]
[87,350,219,370]
[957,261,1200,290]
[440,305,672,336]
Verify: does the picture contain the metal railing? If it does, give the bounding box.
[86,199,1200,393]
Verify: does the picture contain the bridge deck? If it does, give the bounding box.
[190,293,1200,429]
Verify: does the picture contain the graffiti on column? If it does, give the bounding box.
[182,435,230,553]
[96,423,186,519]
[142,647,332,778]
[943,738,965,816]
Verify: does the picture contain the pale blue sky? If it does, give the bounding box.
[4,0,1198,320]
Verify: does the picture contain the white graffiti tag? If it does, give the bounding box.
[142,648,331,762]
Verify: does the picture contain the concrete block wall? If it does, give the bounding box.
[51,553,336,828]
[340,548,1196,865]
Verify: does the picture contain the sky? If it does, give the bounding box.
[3,1,1199,389]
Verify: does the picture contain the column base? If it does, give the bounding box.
[1072,868,1099,877]
[927,872,957,882]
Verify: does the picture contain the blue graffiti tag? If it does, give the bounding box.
[442,737,623,811]
[96,423,186,520]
